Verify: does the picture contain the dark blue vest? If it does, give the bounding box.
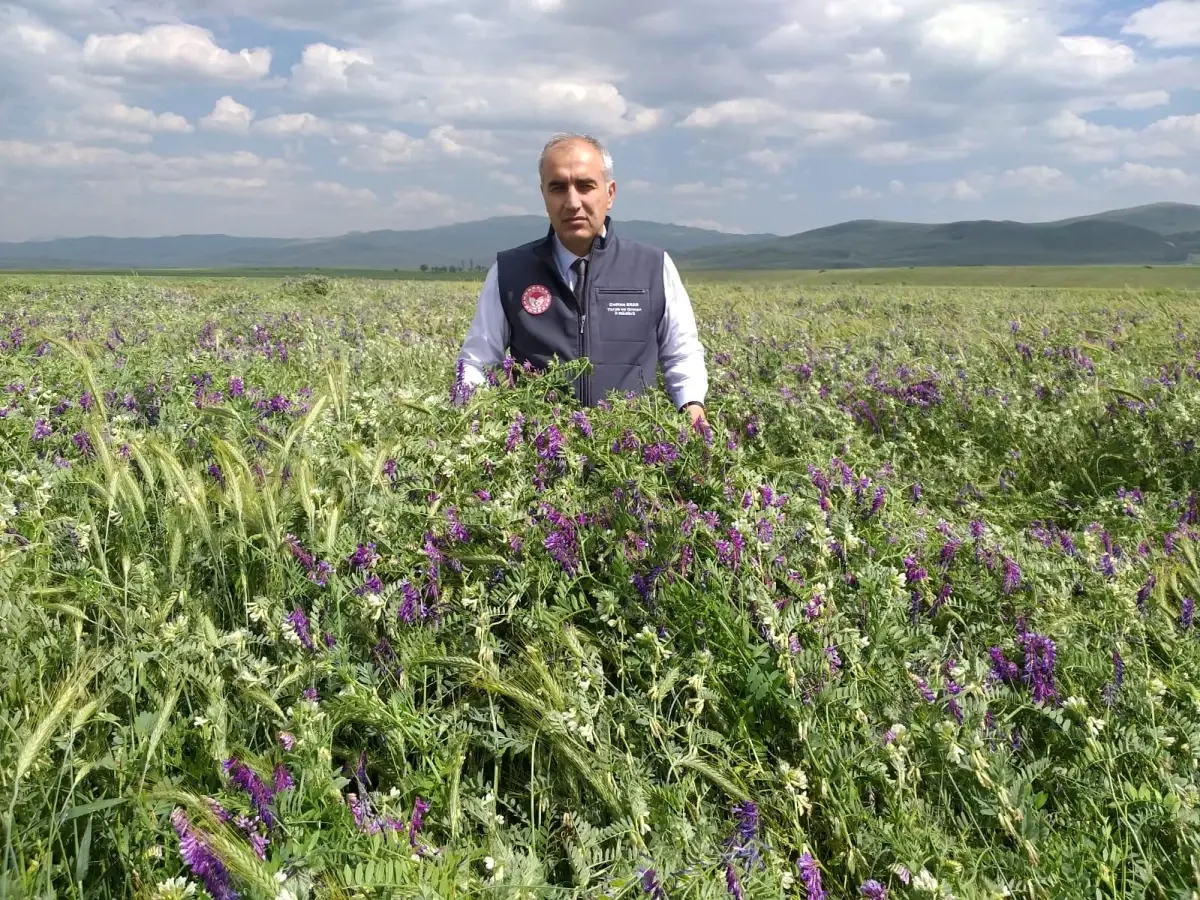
[496,217,667,407]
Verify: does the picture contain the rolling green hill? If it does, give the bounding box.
[677,205,1200,270]
[4,203,1200,271]
[1047,201,1200,235]
[0,217,775,271]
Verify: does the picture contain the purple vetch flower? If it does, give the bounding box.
[505,414,525,452]
[727,800,759,847]
[229,376,244,397]
[347,541,378,570]
[283,606,315,651]
[302,687,320,702]
[535,424,565,460]
[409,796,430,846]
[31,418,51,441]
[1001,557,1022,595]
[398,580,424,623]
[570,410,593,436]
[825,645,842,676]
[476,489,491,502]
[1018,631,1058,705]
[356,574,384,595]
[446,507,469,542]
[948,698,964,724]
[859,879,888,899]
[1182,597,1195,629]
[914,676,936,703]
[308,559,332,587]
[643,441,680,465]
[223,757,277,827]
[272,764,294,793]
[725,864,745,900]
[171,808,239,900]
[278,731,297,751]
[207,463,224,486]
[796,852,827,900]
[1136,574,1156,613]
[989,647,1020,684]
[71,431,94,458]
[640,868,667,899]
[863,485,886,518]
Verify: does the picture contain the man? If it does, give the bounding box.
[455,133,709,425]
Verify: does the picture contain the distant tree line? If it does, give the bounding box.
[419,261,490,273]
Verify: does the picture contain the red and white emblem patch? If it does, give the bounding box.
[521,284,552,315]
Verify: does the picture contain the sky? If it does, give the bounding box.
[2,0,1200,241]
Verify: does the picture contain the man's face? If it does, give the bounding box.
[539,139,615,254]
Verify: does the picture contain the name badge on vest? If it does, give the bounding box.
[598,287,648,341]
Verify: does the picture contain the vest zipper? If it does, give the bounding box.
[578,268,590,407]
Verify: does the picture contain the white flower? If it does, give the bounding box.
[484,856,495,871]
[153,878,196,899]
[914,868,940,893]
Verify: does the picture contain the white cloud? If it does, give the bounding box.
[85,102,192,134]
[1099,161,1195,188]
[999,165,1072,190]
[841,185,881,200]
[1115,90,1170,110]
[201,96,255,133]
[918,2,1031,68]
[146,176,270,196]
[5,0,1200,240]
[744,148,790,173]
[681,98,788,128]
[290,42,373,94]
[392,186,455,213]
[1123,1,1200,48]
[314,181,378,204]
[81,24,272,82]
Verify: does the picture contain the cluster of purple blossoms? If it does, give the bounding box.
[171,808,238,900]
[347,542,379,570]
[639,868,667,899]
[505,413,525,453]
[1001,557,1023,595]
[643,441,680,466]
[860,879,888,899]
[223,756,293,828]
[283,606,315,651]
[284,533,332,587]
[993,625,1058,705]
[716,528,745,570]
[1182,597,1195,630]
[796,852,827,900]
[539,504,580,575]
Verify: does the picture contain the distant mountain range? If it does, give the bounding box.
[4,203,1200,271]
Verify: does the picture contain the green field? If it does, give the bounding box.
[4,262,1200,290]
[2,274,1199,900]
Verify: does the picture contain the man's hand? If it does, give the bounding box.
[684,402,707,427]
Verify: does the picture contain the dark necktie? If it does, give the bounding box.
[571,257,588,310]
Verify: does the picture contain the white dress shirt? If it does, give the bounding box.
[456,227,708,409]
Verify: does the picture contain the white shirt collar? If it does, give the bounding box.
[552,222,606,282]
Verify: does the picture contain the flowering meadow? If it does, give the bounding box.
[1,272,1199,900]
